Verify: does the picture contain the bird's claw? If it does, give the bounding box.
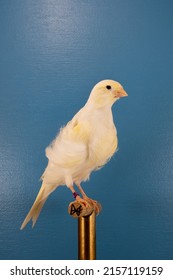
[81,196,102,215]
[75,196,93,210]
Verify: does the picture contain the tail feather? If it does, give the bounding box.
[31,198,47,228]
[20,183,56,230]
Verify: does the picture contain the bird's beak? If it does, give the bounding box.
[116,88,128,98]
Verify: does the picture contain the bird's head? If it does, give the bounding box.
[88,79,128,108]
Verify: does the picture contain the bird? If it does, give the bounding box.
[20,79,127,229]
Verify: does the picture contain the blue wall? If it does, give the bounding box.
[0,0,173,260]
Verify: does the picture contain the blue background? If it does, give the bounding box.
[0,0,173,260]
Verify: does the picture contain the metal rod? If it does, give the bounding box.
[78,211,96,260]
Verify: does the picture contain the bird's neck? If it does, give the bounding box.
[83,100,114,124]
[85,97,113,110]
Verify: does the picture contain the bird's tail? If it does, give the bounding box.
[20,183,56,230]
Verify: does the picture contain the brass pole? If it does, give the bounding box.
[78,211,96,260]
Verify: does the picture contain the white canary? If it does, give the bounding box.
[21,79,127,229]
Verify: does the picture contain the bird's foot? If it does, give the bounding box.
[82,195,102,215]
[75,196,93,210]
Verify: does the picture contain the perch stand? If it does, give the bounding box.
[68,199,101,260]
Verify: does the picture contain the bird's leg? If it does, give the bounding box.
[68,185,89,205]
[75,183,87,198]
[68,185,81,199]
[76,183,101,214]
[68,184,92,217]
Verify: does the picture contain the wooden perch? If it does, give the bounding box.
[68,199,101,218]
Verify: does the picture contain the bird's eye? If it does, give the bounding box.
[106,85,111,90]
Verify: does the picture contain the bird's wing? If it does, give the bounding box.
[45,115,91,169]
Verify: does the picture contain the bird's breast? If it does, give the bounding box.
[88,125,118,168]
